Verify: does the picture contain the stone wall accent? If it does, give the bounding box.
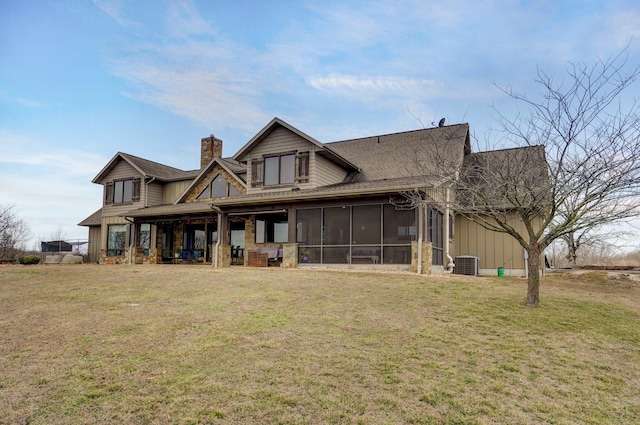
[133,247,145,264]
[100,249,125,265]
[412,241,433,274]
[200,135,223,169]
[184,165,246,202]
[145,248,159,264]
[219,244,231,267]
[281,243,298,269]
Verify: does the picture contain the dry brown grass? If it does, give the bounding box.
[1,265,638,424]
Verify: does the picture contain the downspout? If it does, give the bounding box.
[209,204,223,268]
[444,187,455,273]
[417,203,423,275]
[214,212,222,268]
[124,216,134,266]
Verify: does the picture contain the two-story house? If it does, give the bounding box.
[79,117,540,275]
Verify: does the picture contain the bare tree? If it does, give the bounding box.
[457,47,640,306]
[0,204,32,261]
[48,226,67,242]
[561,225,627,267]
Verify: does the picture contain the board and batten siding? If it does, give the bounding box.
[454,214,529,275]
[87,226,101,263]
[163,180,192,204]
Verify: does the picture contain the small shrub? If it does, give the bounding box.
[19,255,41,265]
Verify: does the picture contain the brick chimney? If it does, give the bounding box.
[200,135,223,168]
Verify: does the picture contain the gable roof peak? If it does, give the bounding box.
[92,151,196,184]
[233,117,360,171]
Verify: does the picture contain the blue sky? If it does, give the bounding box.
[1,0,639,249]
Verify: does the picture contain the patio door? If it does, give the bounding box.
[160,224,174,261]
[230,220,245,249]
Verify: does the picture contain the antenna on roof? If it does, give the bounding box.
[438,117,445,127]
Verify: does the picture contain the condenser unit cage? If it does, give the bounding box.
[454,256,479,276]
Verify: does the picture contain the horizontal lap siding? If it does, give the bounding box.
[101,161,146,218]
[314,154,348,187]
[146,181,164,206]
[246,127,348,193]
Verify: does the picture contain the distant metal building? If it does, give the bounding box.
[41,240,73,253]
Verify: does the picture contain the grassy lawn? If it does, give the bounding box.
[1,265,639,425]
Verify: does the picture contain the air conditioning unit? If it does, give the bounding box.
[454,256,479,276]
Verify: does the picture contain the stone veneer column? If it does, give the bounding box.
[281,243,298,268]
[412,241,432,274]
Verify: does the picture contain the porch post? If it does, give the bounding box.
[213,211,222,268]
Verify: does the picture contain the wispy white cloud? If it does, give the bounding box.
[165,0,216,38]
[100,0,640,144]
[91,0,127,27]
[0,131,105,176]
[0,131,107,244]
[111,57,269,132]
[0,90,47,108]
[308,74,444,100]
[605,10,640,48]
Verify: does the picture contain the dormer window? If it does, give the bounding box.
[251,152,309,187]
[265,153,295,186]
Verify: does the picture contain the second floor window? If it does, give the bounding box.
[264,154,295,186]
[105,178,140,205]
[252,152,309,187]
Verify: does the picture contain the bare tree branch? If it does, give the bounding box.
[0,204,32,260]
[398,44,640,307]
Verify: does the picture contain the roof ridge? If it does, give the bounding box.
[327,122,469,145]
[472,144,544,155]
[119,152,188,172]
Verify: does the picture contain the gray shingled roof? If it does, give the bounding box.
[122,123,474,219]
[78,208,102,226]
[92,152,199,184]
[328,123,470,183]
[120,153,199,180]
[125,175,431,218]
[217,157,245,174]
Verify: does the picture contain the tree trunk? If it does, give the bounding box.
[565,234,578,267]
[526,245,542,307]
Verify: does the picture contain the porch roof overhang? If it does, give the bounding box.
[122,176,445,220]
[123,202,218,219]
